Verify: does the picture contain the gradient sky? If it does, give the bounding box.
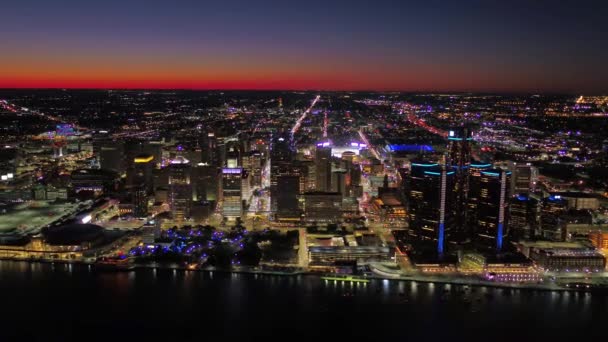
[1,0,607,93]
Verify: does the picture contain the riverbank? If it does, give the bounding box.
[2,256,601,293]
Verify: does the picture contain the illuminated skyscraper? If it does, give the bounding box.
[467,162,493,233]
[133,154,155,194]
[471,168,511,251]
[221,168,243,219]
[510,194,539,240]
[315,143,332,192]
[540,195,568,241]
[133,187,148,217]
[447,127,472,233]
[407,161,457,254]
[168,156,192,221]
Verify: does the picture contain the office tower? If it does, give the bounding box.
[192,163,218,203]
[331,170,347,198]
[510,194,540,240]
[243,150,262,188]
[276,175,301,220]
[132,154,155,194]
[407,161,456,254]
[201,131,218,165]
[271,135,293,164]
[472,168,511,251]
[540,195,568,241]
[133,186,148,217]
[447,127,472,233]
[315,143,332,192]
[123,138,145,172]
[168,156,192,221]
[467,162,493,234]
[225,140,242,168]
[143,141,163,169]
[510,162,538,194]
[96,139,125,174]
[221,168,243,219]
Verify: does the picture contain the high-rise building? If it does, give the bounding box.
[225,140,242,168]
[540,195,568,241]
[467,162,493,235]
[472,168,511,251]
[510,194,540,240]
[276,175,301,221]
[168,156,192,221]
[447,127,472,233]
[331,170,348,198]
[315,143,332,192]
[192,163,218,203]
[407,161,457,254]
[221,168,243,219]
[510,162,538,194]
[132,154,155,194]
[95,139,125,174]
[243,150,263,188]
[133,186,148,217]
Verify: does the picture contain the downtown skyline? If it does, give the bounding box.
[1,0,607,93]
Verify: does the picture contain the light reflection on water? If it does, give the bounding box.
[0,260,605,340]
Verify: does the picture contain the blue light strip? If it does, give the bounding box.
[412,163,438,167]
[481,171,500,177]
[437,222,444,254]
[470,163,492,168]
[448,137,463,141]
[424,171,441,176]
[497,223,503,250]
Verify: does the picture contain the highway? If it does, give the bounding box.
[290,95,320,140]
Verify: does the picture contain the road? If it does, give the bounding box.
[290,95,320,140]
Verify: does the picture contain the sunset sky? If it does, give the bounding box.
[1,0,607,93]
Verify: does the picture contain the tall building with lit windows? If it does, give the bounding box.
[168,156,192,221]
[447,127,472,233]
[315,143,332,192]
[471,168,511,251]
[407,160,457,254]
[467,162,493,233]
[221,168,243,219]
[133,154,155,194]
[510,194,539,240]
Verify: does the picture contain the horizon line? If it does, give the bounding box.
[0,87,598,96]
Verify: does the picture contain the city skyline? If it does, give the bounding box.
[1,0,607,93]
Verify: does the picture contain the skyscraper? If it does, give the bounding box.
[133,154,154,194]
[168,156,192,222]
[407,161,457,254]
[540,195,568,241]
[510,194,539,240]
[276,175,301,221]
[221,168,243,219]
[510,162,538,194]
[133,187,148,217]
[315,143,332,192]
[472,168,511,251]
[467,162,493,235]
[447,127,472,233]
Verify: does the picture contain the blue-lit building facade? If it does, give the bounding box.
[510,194,539,240]
[471,168,511,251]
[447,127,472,234]
[407,161,457,254]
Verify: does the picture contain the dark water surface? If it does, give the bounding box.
[0,261,605,341]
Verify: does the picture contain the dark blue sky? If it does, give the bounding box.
[1,0,606,92]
